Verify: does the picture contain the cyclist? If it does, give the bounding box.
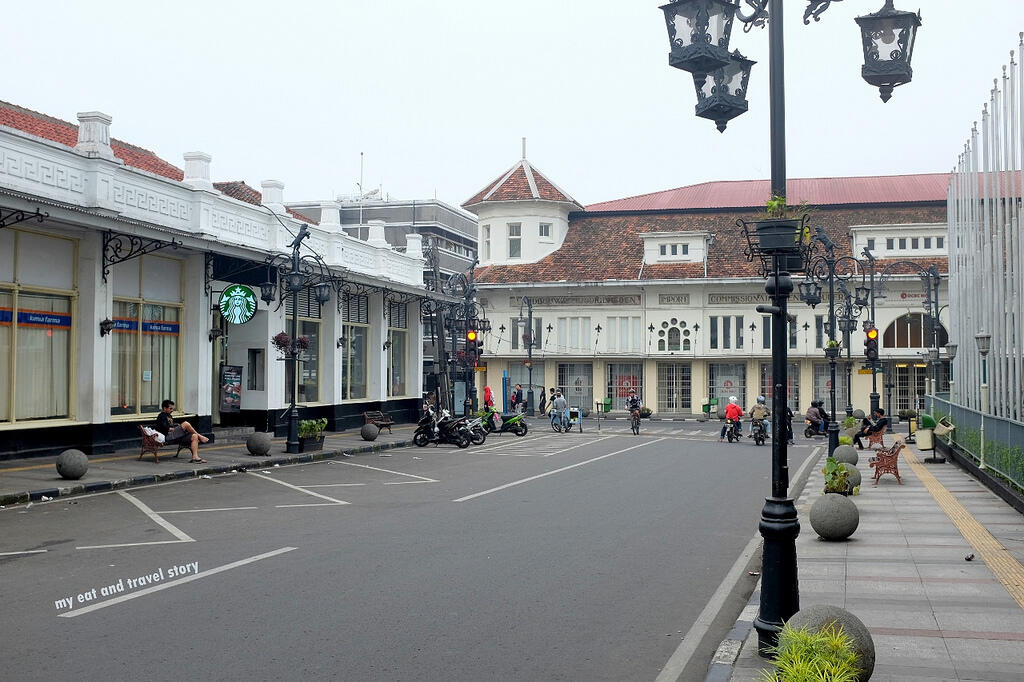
[720,396,744,442]
[625,388,642,430]
[550,390,569,430]
[748,395,770,438]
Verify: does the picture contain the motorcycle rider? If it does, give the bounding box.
[816,400,832,433]
[805,401,823,434]
[748,395,770,437]
[720,396,744,441]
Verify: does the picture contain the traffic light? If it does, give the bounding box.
[864,327,879,361]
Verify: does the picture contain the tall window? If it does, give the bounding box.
[386,301,408,397]
[606,363,643,411]
[556,316,591,352]
[759,315,798,349]
[285,288,322,404]
[710,315,743,349]
[708,363,746,414]
[657,362,691,413]
[341,294,369,399]
[760,362,800,411]
[111,255,182,416]
[812,363,850,415]
[606,316,641,352]
[481,225,491,261]
[557,362,593,410]
[512,316,543,351]
[508,223,522,259]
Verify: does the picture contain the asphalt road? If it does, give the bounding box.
[1,421,819,681]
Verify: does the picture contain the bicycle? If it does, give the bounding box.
[630,409,641,435]
[550,409,569,433]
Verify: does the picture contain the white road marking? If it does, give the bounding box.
[77,539,193,550]
[383,481,432,485]
[337,461,438,482]
[78,491,197,549]
[247,472,350,505]
[58,546,298,618]
[301,483,367,488]
[155,506,258,514]
[543,436,614,457]
[453,438,666,502]
[0,549,47,556]
[275,503,347,508]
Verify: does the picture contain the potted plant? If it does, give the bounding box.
[760,622,862,682]
[824,339,841,359]
[754,195,809,251]
[298,417,327,452]
[271,332,311,357]
[823,456,851,494]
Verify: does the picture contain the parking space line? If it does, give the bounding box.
[337,461,438,483]
[247,472,350,505]
[454,438,666,502]
[58,546,298,618]
[302,483,367,488]
[543,436,613,457]
[78,539,193,550]
[117,491,195,541]
[0,549,47,556]
[156,506,258,514]
[275,503,347,508]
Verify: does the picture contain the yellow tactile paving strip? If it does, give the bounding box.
[903,447,1024,610]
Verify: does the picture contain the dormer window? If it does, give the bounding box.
[644,231,707,264]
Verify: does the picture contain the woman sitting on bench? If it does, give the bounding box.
[155,399,209,463]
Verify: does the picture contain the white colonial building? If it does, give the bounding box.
[0,101,429,458]
[464,156,952,419]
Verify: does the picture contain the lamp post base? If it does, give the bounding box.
[754,495,800,656]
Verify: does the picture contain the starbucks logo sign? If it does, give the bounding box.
[219,285,258,325]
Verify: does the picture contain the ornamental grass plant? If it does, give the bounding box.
[760,623,860,682]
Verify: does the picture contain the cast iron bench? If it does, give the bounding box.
[137,425,187,463]
[865,425,888,449]
[869,441,905,486]
[363,410,394,434]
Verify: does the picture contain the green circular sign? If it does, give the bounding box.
[219,284,258,325]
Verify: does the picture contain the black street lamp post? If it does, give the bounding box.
[661,0,922,654]
[518,296,535,416]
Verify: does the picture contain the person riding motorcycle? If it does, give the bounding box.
[720,396,744,441]
[805,402,823,434]
[748,395,770,437]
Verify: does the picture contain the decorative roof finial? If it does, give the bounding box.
[522,137,527,160]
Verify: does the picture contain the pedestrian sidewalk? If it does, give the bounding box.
[0,426,415,507]
[716,440,1024,681]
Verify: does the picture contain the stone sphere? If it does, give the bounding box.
[360,424,378,441]
[246,432,273,456]
[852,409,866,420]
[843,462,862,489]
[833,444,859,466]
[56,449,89,480]
[787,604,875,681]
[809,493,859,541]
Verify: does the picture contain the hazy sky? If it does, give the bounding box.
[7,1,1024,209]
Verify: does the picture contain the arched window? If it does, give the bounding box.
[658,339,666,351]
[882,313,948,349]
[682,339,691,352]
[668,327,681,351]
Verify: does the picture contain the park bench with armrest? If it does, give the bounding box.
[137,425,187,463]
[869,440,905,486]
[865,425,887,449]
[363,410,394,434]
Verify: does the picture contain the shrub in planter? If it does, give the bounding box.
[842,416,858,430]
[298,417,327,451]
[822,456,851,492]
[785,605,875,681]
[760,621,861,682]
[838,435,853,446]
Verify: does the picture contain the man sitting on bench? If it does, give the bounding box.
[155,399,209,463]
[854,407,888,450]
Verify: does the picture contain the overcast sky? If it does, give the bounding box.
[7,1,1024,209]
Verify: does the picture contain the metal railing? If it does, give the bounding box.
[929,396,1024,493]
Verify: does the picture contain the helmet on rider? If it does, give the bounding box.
[629,388,636,394]
[729,396,738,404]
[757,395,766,404]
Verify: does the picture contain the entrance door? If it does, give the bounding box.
[211,311,227,426]
[657,362,691,414]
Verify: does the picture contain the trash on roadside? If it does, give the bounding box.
[24,502,33,509]
[41,496,53,501]
[261,470,272,474]
[413,457,421,460]
[748,571,760,576]
[274,463,280,467]
[201,474,212,479]
[965,553,975,561]
[379,453,392,457]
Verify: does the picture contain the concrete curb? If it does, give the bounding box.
[0,439,412,507]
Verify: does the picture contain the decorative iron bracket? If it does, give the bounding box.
[734,0,843,32]
[102,231,182,283]
[0,207,48,230]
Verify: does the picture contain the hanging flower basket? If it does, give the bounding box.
[271,332,310,356]
[824,346,841,359]
[754,218,803,252]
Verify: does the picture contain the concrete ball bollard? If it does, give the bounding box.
[787,604,875,681]
[809,492,859,541]
[852,409,866,420]
[56,449,89,480]
[833,444,859,466]
[360,424,378,441]
[843,462,862,489]
[246,432,273,457]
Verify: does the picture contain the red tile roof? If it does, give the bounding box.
[475,204,948,285]
[0,100,184,181]
[463,159,583,209]
[585,174,951,212]
[213,181,318,224]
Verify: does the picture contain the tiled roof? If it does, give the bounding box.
[474,204,948,285]
[0,100,184,181]
[213,180,318,225]
[585,174,951,212]
[463,159,582,209]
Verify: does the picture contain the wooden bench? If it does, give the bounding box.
[138,425,187,463]
[869,441,905,486]
[363,410,394,434]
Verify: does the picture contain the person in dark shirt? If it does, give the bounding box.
[853,408,889,450]
[155,399,209,463]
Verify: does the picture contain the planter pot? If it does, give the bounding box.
[788,605,875,681]
[824,347,841,359]
[833,444,859,466]
[754,219,802,252]
[809,492,859,541]
[298,436,323,452]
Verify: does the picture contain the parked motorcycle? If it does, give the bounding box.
[480,406,528,436]
[464,415,487,445]
[413,406,471,448]
[750,418,767,446]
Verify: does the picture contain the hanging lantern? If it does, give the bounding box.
[855,0,922,102]
[660,0,737,82]
[693,49,755,132]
